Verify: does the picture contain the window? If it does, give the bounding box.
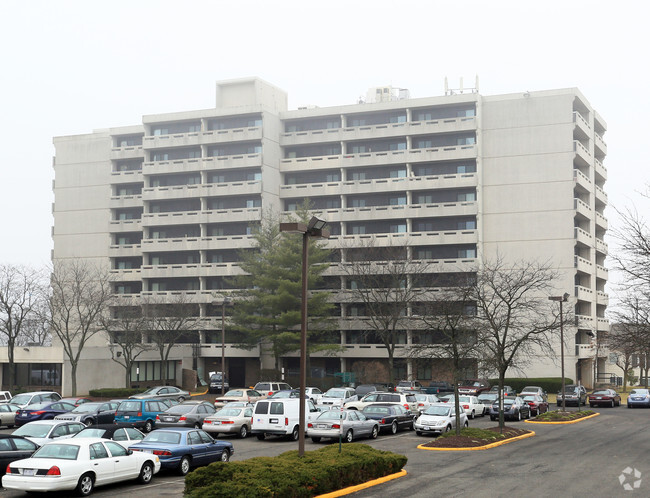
[270,402,284,415]
[13,439,36,451]
[246,199,261,208]
[458,192,476,202]
[187,432,201,445]
[113,429,127,441]
[390,224,407,233]
[389,196,406,205]
[89,443,109,459]
[105,441,128,457]
[255,402,269,414]
[199,431,213,444]
[458,248,477,258]
[351,171,367,181]
[349,199,366,208]
[390,169,407,178]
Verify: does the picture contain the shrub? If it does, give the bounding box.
[88,388,146,398]
[184,444,407,497]
[488,378,574,394]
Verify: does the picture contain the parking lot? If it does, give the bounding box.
[0,405,648,497]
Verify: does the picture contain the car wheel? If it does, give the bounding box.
[415,430,422,436]
[445,425,451,433]
[611,400,615,408]
[464,421,469,428]
[193,422,201,429]
[138,462,154,484]
[144,420,153,433]
[517,410,521,421]
[85,418,94,426]
[470,410,475,420]
[239,425,248,438]
[178,456,191,476]
[390,421,398,435]
[76,472,94,496]
[178,396,186,402]
[311,437,321,443]
[345,430,353,443]
[369,425,378,439]
[481,407,486,417]
[221,449,230,462]
[290,426,300,441]
[256,433,266,441]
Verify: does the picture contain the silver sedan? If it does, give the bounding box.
[202,405,254,438]
[307,409,379,443]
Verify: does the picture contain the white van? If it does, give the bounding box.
[252,398,319,440]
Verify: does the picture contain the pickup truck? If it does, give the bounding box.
[457,379,491,396]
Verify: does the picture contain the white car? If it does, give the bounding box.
[414,403,469,435]
[414,394,441,414]
[458,395,486,419]
[3,437,161,495]
[305,387,323,403]
[317,388,358,410]
[12,420,86,446]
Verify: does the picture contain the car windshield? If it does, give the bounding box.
[592,390,610,395]
[14,424,52,438]
[364,406,390,415]
[458,396,472,402]
[415,394,428,401]
[318,411,345,420]
[521,395,538,402]
[73,428,109,438]
[424,406,451,416]
[10,394,33,405]
[143,431,182,444]
[165,405,194,414]
[71,403,101,413]
[323,390,347,398]
[118,401,141,411]
[478,394,497,400]
[33,444,80,460]
[270,391,295,398]
[630,389,649,395]
[224,391,244,397]
[215,408,243,417]
[397,381,411,387]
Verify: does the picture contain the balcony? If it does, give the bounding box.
[575,314,595,330]
[573,111,591,139]
[141,235,256,252]
[203,207,262,224]
[111,170,143,184]
[196,343,262,358]
[110,145,144,160]
[109,244,142,257]
[574,198,591,220]
[596,264,609,280]
[574,255,593,274]
[573,140,591,167]
[595,211,608,230]
[139,290,214,304]
[141,262,245,279]
[201,153,263,171]
[594,159,607,182]
[597,317,610,332]
[595,185,608,205]
[573,169,591,193]
[142,181,262,201]
[574,227,592,247]
[109,219,142,232]
[575,344,594,359]
[109,268,142,281]
[597,291,609,306]
[143,127,262,149]
[575,285,594,302]
[594,133,607,157]
[109,195,143,209]
[595,237,608,255]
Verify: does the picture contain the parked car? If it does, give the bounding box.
[0,435,39,475]
[208,372,229,394]
[0,391,13,403]
[9,391,61,409]
[361,404,414,434]
[439,394,455,403]
[458,395,486,419]
[72,424,146,448]
[489,385,516,397]
[588,389,621,408]
[129,386,190,402]
[54,401,120,426]
[557,385,587,407]
[252,398,319,441]
[489,397,531,421]
[422,381,455,396]
[477,393,499,407]
[521,394,549,416]
[12,420,86,446]
[414,394,441,414]
[307,409,379,443]
[156,401,217,428]
[60,397,93,407]
[414,403,468,435]
[395,380,423,393]
[345,391,417,412]
[214,389,265,408]
[355,384,389,397]
[252,382,292,397]
[131,428,233,475]
[318,387,358,409]
[627,389,650,408]
[114,399,170,432]
[519,386,548,402]
[4,437,161,495]
[202,405,254,438]
[15,401,77,426]
[457,379,491,396]
[0,403,20,428]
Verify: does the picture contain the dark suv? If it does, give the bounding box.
[209,372,230,394]
[422,381,455,396]
[557,385,587,406]
[458,379,491,396]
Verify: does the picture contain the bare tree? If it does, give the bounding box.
[409,272,481,434]
[48,261,114,396]
[610,204,650,289]
[606,325,637,392]
[142,294,200,384]
[341,242,428,386]
[0,264,46,388]
[101,300,152,388]
[471,257,564,432]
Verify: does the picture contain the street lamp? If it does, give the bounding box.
[221,297,232,396]
[549,293,570,412]
[279,216,330,457]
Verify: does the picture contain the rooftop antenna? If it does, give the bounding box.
[445,76,479,96]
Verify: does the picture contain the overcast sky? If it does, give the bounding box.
[0,0,648,270]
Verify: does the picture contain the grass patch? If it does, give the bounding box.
[535,409,595,421]
[439,428,506,441]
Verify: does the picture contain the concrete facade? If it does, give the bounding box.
[49,78,612,395]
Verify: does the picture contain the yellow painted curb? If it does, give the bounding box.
[315,469,407,498]
[525,412,600,424]
[417,431,535,451]
[190,388,209,396]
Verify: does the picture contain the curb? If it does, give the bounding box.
[525,412,600,424]
[417,430,535,451]
[315,469,408,497]
[190,388,209,397]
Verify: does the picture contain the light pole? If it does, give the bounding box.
[549,293,570,412]
[221,297,232,396]
[279,216,329,457]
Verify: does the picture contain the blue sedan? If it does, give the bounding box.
[14,401,76,427]
[627,389,650,408]
[130,428,233,475]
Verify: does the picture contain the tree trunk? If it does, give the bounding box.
[70,362,77,397]
[498,372,506,434]
[6,338,15,389]
[387,350,395,387]
[453,365,461,436]
[124,360,132,388]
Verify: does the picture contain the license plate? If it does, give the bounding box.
[423,426,430,430]
[270,418,278,424]
[124,416,130,419]
[318,424,327,429]
[164,417,174,422]
[596,397,602,400]
[23,469,36,476]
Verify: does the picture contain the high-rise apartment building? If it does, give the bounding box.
[51,78,611,394]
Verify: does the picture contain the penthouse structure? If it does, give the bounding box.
[50,78,611,394]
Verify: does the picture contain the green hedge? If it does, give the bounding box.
[488,378,574,394]
[184,444,407,497]
[88,388,146,398]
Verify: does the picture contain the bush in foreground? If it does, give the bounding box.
[184,443,407,497]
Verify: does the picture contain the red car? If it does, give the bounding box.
[588,389,621,408]
[521,394,549,416]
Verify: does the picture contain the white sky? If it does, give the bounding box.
[0,0,648,270]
